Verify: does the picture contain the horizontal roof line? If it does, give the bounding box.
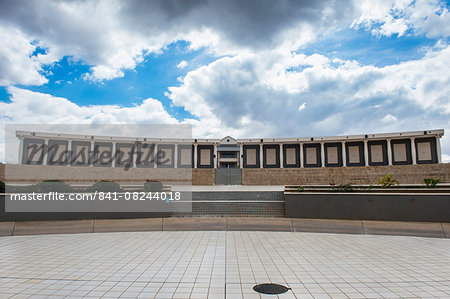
[15,129,444,143]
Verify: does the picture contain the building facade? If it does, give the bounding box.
[16,129,444,169]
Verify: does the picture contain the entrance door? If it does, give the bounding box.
[215,167,242,185]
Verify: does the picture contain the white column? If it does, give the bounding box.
[213,143,218,168]
[154,144,158,168]
[411,138,416,165]
[239,143,243,169]
[342,141,346,167]
[259,143,263,168]
[436,136,442,163]
[193,144,198,168]
[111,142,116,167]
[174,144,178,168]
[320,142,325,167]
[300,143,304,168]
[364,140,369,166]
[89,140,94,166]
[280,144,284,168]
[387,139,392,166]
[132,146,137,168]
[67,139,72,166]
[43,138,49,165]
[18,136,24,164]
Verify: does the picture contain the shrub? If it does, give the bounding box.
[358,184,373,192]
[143,180,163,192]
[378,174,399,188]
[331,183,354,192]
[35,180,73,193]
[297,185,305,192]
[423,178,440,188]
[89,181,122,192]
[0,180,5,193]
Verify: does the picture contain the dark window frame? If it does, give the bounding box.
[47,139,69,166]
[391,139,412,165]
[177,144,194,168]
[324,143,342,167]
[368,140,388,166]
[22,138,45,165]
[263,144,280,168]
[197,144,214,168]
[93,142,113,167]
[303,143,321,168]
[71,141,91,167]
[282,144,300,168]
[243,144,260,168]
[345,141,365,167]
[415,137,438,164]
[135,143,156,168]
[157,144,175,168]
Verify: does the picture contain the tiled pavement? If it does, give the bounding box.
[0,231,449,298]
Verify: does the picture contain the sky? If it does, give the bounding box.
[0,0,449,162]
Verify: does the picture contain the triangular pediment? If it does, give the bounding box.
[219,136,237,145]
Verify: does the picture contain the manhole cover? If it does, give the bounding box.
[253,283,291,295]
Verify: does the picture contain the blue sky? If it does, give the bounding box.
[0,0,449,162]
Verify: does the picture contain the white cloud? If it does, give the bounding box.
[167,44,450,155]
[298,102,307,111]
[0,0,357,84]
[0,86,181,161]
[0,27,50,86]
[0,86,179,125]
[0,86,247,161]
[382,114,398,122]
[442,154,450,163]
[353,0,450,38]
[177,60,188,69]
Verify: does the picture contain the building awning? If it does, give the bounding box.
[217,147,240,151]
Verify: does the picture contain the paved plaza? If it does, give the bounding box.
[0,231,449,298]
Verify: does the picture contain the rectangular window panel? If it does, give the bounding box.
[286,147,296,164]
[25,141,45,163]
[417,142,432,161]
[348,146,360,164]
[370,144,383,163]
[137,145,153,165]
[327,146,338,164]
[393,143,407,162]
[306,147,317,164]
[200,148,211,166]
[266,148,276,165]
[180,148,192,165]
[246,148,257,165]
[159,147,173,166]
[75,145,89,163]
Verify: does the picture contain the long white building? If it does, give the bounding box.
[16,129,444,169]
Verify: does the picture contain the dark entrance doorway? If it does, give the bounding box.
[215,167,242,185]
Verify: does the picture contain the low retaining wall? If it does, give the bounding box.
[243,163,450,185]
[1,191,285,221]
[285,193,450,222]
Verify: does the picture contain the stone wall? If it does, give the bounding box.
[2,163,449,186]
[2,164,191,184]
[1,164,216,186]
[192,169,215,185]
[0,163,4,182]
[242,163,450,185]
